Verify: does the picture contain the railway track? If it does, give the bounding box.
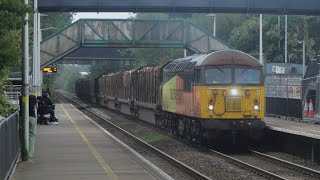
[59,91,320,180]
[209,149,320,180]
[58,93,212,180]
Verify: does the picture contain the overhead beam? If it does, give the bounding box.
[39,0,320,15]
[59,57,134,65]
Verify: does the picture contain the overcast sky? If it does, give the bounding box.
[73,12,133,22]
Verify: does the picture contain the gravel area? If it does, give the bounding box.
[61,92,266,180]
[230,153,319,180]
[265,151,320,171]
[94,117,195,180]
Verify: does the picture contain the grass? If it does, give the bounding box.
[141,133,167,143]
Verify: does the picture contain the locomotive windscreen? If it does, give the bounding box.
[235,68,261,85]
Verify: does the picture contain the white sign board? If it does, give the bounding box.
[276,66,285,74]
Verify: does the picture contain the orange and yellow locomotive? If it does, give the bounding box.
[160,50,265,146]
[76,50,265,147]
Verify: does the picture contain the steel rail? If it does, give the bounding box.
[249,150,320,179]
[208,149,287,180]
[58,93,212,180]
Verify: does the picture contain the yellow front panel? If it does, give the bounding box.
[226,97,242,111]
[199,86,265,119]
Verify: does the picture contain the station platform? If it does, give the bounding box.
[13,103,172,180]
[264,116,320,139]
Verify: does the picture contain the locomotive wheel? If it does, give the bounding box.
[190,120,196,143]
[194,122,202,144]
[186,119,193,143]
[164,114,168,129]
[167,114,172,132]
[171,119,179,136]
[199,129,208,147]
[160,115,165,129]
[182,119,187,138]
[190,120,201,144]
[155,115,160,126]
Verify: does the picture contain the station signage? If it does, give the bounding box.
[43,67,57,73]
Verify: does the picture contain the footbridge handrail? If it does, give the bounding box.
[40,19,230,68]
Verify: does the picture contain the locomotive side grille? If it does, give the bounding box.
[226,97,242,111]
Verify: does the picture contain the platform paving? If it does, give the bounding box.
[264,116,320,139]
[13,103,172,180]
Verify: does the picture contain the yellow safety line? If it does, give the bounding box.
[21,96,29,103]
[33,90,42,97]
[60,104,118,180]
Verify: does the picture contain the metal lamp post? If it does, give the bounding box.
[22,0,29,161]
[206,13,216,37]
[285,15,288,63]
[298,40,305,77]
[259,14,263,65]
[33,9,55,96]
[32,0,38,96]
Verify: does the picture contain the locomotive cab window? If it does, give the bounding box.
[205,67,232,85]
[235,68,261,85]
[195,68,202,85]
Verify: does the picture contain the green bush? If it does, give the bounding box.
[0,93,14,117]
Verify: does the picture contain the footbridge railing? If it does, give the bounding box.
[40,19,230,68]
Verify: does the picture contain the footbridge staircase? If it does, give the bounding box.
[40,19,230,68]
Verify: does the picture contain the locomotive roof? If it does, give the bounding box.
[196,50,262,66]
[163,50,262,72]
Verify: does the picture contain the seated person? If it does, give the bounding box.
[37,96,46,124]
[38,93,59,125]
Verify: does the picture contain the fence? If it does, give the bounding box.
[0,111,20,180]
[3,85,21,107]
[265,77,303,119]
[266,97,302,119]
[265,77,301,99]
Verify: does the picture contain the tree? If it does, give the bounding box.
[134,13,169,20]
[84,12,186,77]
[90,64,132,76]
[285,16,315,64]
[40,12,73,40]
[121,48,183,68]
[55,65,89,93]
[229,17,260,54]
[40,13,73,96]
[307,17,320,55]
[0,0,32,82]
[228,15,315,63]
[121,13,184,69]
[0,0,32,117]
[190,13,249,43]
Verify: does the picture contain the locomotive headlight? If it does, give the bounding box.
[231,89,238,96]
[208,105,214,111]
[253,105,259,111]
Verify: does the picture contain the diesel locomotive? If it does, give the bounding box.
[75,50,266,148]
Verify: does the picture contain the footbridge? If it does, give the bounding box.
[39,0,320,15]
[40,19,229,68]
